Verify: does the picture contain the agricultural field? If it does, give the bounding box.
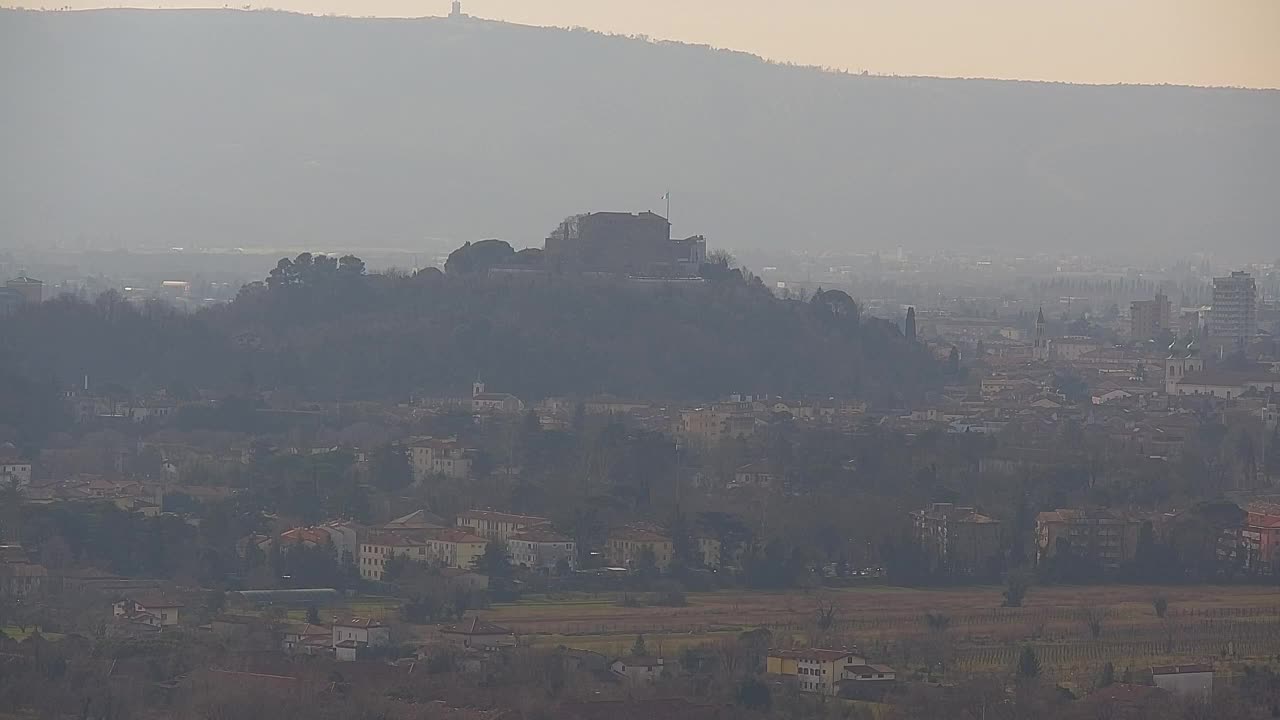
[0,626,63,642]
[477,584,1280,685]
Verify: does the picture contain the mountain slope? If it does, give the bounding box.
[1,9,1277,257]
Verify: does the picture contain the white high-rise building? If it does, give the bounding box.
[1210,271,1257,349]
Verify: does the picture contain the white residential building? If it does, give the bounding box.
[1152,664,1214,700]
[113,594,183,628]
[506,528,576,572]
[406,438,472,481]
[611,656,664,685]
[0,459,31,488]
[332,617,390,661]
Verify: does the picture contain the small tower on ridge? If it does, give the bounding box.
[450,1,464,18]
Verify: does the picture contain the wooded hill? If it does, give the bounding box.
[0,256,938,406]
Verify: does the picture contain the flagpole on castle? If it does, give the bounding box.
[665,190,671,227]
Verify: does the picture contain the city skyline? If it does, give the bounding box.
[24,0,1280,89]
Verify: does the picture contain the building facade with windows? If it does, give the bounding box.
[457,510,549,543]
[910,503,1002,575]
[1035,508,1142,570]
[1210,271,1258,349]
[767,648,866,696]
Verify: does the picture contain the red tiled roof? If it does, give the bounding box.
[440,617,514,636]
[365,531,427,547]
[609,527,672,543]
[333,617,384,629]
[769,647,862,663]
[127,593,184,609]
[1151,664,1213,675]
[421,527,488,544]
[508,528,572,544]
[845,664,894,674]
[279,527,330,545]
[457,510,548,525]
[614,656,663,667]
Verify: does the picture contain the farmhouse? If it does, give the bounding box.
[766,648,866,696]
[439,617,516,650]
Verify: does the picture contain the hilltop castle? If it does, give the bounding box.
[543,211,706,278]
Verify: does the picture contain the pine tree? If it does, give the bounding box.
[1266,421,1280,483]
[1017,645,1041,679]
[1098,661,1115,688]
[905,307,917,342]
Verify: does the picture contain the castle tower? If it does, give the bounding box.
[473,377,485,398]
[1033,307,1049,362]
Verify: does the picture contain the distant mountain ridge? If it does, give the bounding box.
[1,9,1277,258]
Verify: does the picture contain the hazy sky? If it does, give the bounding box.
[27,0,1280,88]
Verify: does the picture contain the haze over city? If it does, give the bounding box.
[2,4,1280,720]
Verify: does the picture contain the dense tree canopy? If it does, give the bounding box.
[0,252,941,405]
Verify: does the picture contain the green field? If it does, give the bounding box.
[0,626,63,642]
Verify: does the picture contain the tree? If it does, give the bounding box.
[631,634,648,657]
[1003,569,1031,608]
[1234,430,1259,488]
[1266,422,1280,484]
[946,346,960,375]
[652,579,687,607]
[305,604,321,625]
[1153,596,1169,619]
[370,444,413,493]
[205,590,226,615]
[337,254,366,278]
[1083,608,1104,640]
[924,611,951,633]
[635,546,658,580]
[1098,661,1116,688]
[444,239,516,275]
[1016,645,1041,679]
[382,554,410,583]
[451,587,473,620]
[706,249,736,269]
[401,592,444,624]
[905,307,917,342]
[736,677,772,710]
[924,611,953,673]
[473,541,512,577]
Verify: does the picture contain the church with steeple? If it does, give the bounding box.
[1033,308,1050,362]
[1164,336,1204,395]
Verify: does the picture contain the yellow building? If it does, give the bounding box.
[456,510,549,543]
[359,528,488,580]
[359,531,429,581]
[606,526,674,570]
[766,648,866,696]
[421,528,489,571]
